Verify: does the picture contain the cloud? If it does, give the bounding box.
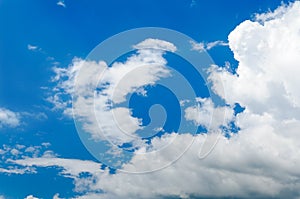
[0,167,35,175]
[8,2,300,198]
[206,40,228,50]
[0,107,20,128]
[10,155,103,193]
[133,38,177,52]
[254,2,291,24]
[72,132,297,198]
[209,1,300,114]
[184,97,234,131]
[13,157,102,178]
[27,44,38,51]
[0,109,47,129]
[53,193,64,199]
[0,143,52,173]
[24,195,39,199]
[50,39,173,146]
[67,2,300,198]
[12,125,300,198]
[0,143,102,193]
[57,0,66,8]
[191,40,228,52]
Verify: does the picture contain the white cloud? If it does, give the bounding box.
[191,40,228,52]
[41,142,51,148]
[209,1,300,115]
[0,167,35,175]
[27,44,38,51]
[17,126,300,198]
[254,2,291,24]
[24,195,39,199]
[13,157,102,178]
[0,107,20,128]
[10,155,103,193]
[185,98,234,131]
[0,108,46,129]
[51,39,174,146]
[57,0,66,8]
[207,40,228,50]
[0,143,49,164]
[53,193,64,199]
[190,40,205,51]
[78,131,300,198]
[133,38,177,52]
[10,148,20,156]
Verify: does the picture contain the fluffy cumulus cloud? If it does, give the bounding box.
[7,2,300,199]
[0,107,20,128]
[50,39,173,146]
[184,97,234,131]
[209,2,300,113]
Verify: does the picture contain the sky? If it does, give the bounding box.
[0,0,300,198]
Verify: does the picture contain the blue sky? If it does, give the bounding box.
[0,0,299,199]
[0,0,288,108]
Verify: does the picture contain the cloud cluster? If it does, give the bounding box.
[50,39,173,147]
[71,2,300,198]
[5,2,300,199]
[0,143,52,175]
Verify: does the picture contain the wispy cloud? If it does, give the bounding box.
[206,40,228,50]
[0,167,34,175]
[57,0,66,8]
[28,44,57,64]
[27,44,39,51]
[190,40,228,52]
[21,111,48,121]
